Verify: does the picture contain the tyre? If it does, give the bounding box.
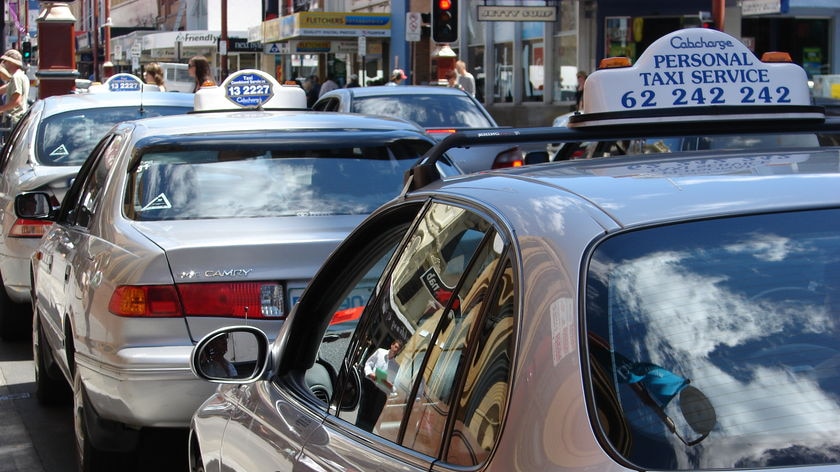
[73,368,127,472]
[0,282,29,341]
[33,315,71,405]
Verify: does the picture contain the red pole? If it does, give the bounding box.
[36,1,79,98]
[712,0,725,30]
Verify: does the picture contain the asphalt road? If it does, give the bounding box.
[0,338,189,472]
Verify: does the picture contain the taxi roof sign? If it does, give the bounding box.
[571,28,823,127]
[86,73,162,94]
[193,69,306,112]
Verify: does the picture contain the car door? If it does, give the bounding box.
[292,200,517,470]
[35,132,123,368]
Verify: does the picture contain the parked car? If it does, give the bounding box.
[0,81,194,340]
[188,28,840,472]
[313,85,525,172]
[19,70,458,470]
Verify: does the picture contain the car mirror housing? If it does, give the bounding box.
[191,326,271,383]
[14,192,55,219]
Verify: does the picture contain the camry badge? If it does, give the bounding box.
[178,268,254,279]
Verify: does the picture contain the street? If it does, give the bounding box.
[0,338,189,472]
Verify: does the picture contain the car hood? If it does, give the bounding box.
[131,214,365,283]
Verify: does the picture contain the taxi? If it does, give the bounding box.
[186,29,840,472]
[16,70,457,470]
[0,73,193,341]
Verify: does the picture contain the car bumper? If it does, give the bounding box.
[0,237,39,304]
[75,345,216,428]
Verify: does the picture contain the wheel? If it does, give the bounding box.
[0,281,29,341]
[73,368,125,472]
[33,314,71,405]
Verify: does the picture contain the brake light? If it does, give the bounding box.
[178,282,285,319]
[109,285,182,317]
[492,147,525,169]
[426,128,457,135]
[9,218,53,238]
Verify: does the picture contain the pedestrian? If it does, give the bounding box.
[319,74,339,97]
[575,70,588,111]
[345,73,360,88]
[445,69,463,90]
[454,60,475,97]
[387,68,407,86]
[188,55,215,92]
[303,77,318,108]
[0,49,29,127]
[308,74,321,98]
[143,62,166,91]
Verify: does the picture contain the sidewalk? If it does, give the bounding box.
[0,358,43,472]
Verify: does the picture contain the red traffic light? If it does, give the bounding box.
[438,0,452,10]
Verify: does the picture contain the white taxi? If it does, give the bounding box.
[186,29,840,472]
[19,70,458,470]
[0,74,193,340]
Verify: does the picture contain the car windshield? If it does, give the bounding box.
[126,139,433,220]
[559,132,840,160]
[586,209,840,469]
[351,94,495,129]
[38,106,190,166]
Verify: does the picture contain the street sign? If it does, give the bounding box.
[406,12,421,42]
[358,36,367,56]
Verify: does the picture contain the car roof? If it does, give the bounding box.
[123,109,430,138]
[37,91,194,117]
[322,85,474,98]
[422,148,840,230]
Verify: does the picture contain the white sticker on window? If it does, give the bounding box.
[550,297,575,366]
[49,144,69,157]
[142,193,172,211]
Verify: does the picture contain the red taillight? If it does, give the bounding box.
[109,285,182,317]
[9,218,53,238]
[492,147,525,169]
[426,128,457,135]
[178,282,285,319]
[109,282,286,319]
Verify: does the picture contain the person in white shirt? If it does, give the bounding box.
[364,339,402,392]
[0,49,29,126]
[455,60,475,97]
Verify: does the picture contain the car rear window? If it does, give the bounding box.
[126,139,433,221]
[38,106,190,166]
[351,95,495,129]
[585,209,840,469]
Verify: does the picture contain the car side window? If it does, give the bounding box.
[334,202,513,462]
[60,134,122,228]
[0,110,34,174]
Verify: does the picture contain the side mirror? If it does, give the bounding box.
[15,192,54,219]
[191,326,270,383]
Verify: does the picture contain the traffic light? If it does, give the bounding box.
[21,41,31,63]
[432,0,458,43]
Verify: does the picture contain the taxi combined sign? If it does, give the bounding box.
[572,28,821,127]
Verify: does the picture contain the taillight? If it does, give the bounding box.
[492,147,525,169]
[109,285,182,317]
[178,282,285,319]
[9,218,53,238]
[330,306,363,325]
[426,128,457,135]
[109,282,286,319]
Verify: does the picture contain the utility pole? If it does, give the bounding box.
[220,0,228,80]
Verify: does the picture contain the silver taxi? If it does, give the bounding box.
[188,29,840,472]
[0,76,193,340]
[18,71,457,470]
